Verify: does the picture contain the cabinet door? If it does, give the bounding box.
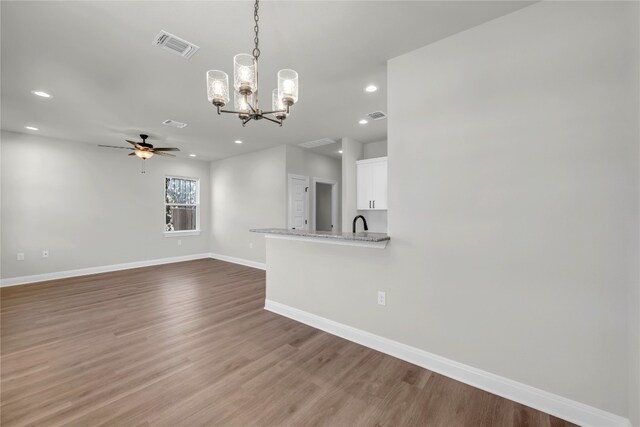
[371,159,388,210]
[356,162,371,210]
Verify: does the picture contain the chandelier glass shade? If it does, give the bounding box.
[234,91,255,117]
[234,54,257,94]
[278,69,298,105]
[206,0,298,127]
[272,89,287,120]
[207,70,230,106]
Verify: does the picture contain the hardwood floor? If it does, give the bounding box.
[1,259,575,427]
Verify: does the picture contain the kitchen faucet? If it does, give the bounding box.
[352,215,368,233]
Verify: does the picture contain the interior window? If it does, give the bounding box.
[165,177,199,232]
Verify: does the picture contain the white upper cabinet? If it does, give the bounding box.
[356,156,388,210]
[356,160,370,210]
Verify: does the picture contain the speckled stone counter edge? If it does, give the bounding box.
[250,228,390,243]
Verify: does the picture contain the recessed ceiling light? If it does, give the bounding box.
[365,85,377,93]
[189,154,197,157]
[359,119,368,125]
[25,126,39,131]
[338,150,343,154]
[234,140,243,144]
[31,91,51,98]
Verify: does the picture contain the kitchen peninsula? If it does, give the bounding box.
[250,226,394,348]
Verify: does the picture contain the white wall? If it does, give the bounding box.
[209,145,286,264]
[341,137,363,232]
[363,139,387,159]
[208,144,341,264]
[355,210,387,234]
[632,244,640,426]
[0,131,211,279]
[388,1,638,418]
[285,145,342,232]
[266,1,639,423]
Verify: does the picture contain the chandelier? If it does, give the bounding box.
[206,0,299,127]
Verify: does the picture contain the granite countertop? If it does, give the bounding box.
[250,228,390,243]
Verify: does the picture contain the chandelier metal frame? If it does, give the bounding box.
[207,0,297,127]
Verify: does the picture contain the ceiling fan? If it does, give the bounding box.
[99,134,180,160]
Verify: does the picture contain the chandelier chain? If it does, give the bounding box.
[253,0,260,59]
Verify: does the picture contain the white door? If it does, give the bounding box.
[288,175,309,230]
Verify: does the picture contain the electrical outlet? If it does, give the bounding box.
[178,239,182,246]
[17,252,25,261]
[249,242,254,249]
[377,291,386,306]
[42,250,49,258]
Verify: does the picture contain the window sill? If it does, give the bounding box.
[164,230,201,238]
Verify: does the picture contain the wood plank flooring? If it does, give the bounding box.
[1,259,575,426]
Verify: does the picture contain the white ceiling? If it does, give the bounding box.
[1,1,532,161]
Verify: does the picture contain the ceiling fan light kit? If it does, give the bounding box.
[134,149,154,160]
[206,0,299,127]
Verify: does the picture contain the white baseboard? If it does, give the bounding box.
[264,299,631,427]
[0,253,212,287]
[0,252,265,288]
[209,252,266,270]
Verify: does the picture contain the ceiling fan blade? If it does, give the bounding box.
[128,152,137,156]
[125,140,145,149]
[153,151,176,157]
[99,145,134,150]
[152,147,180,152]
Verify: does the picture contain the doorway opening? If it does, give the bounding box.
[312,178,338,232]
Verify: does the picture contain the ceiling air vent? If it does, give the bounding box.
[298,138,337,149]
[153,31,200,59]
[162,119,188,129]
[367,111,387,121]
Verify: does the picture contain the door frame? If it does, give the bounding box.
[287,174,309,230]
[311,177,338,232]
